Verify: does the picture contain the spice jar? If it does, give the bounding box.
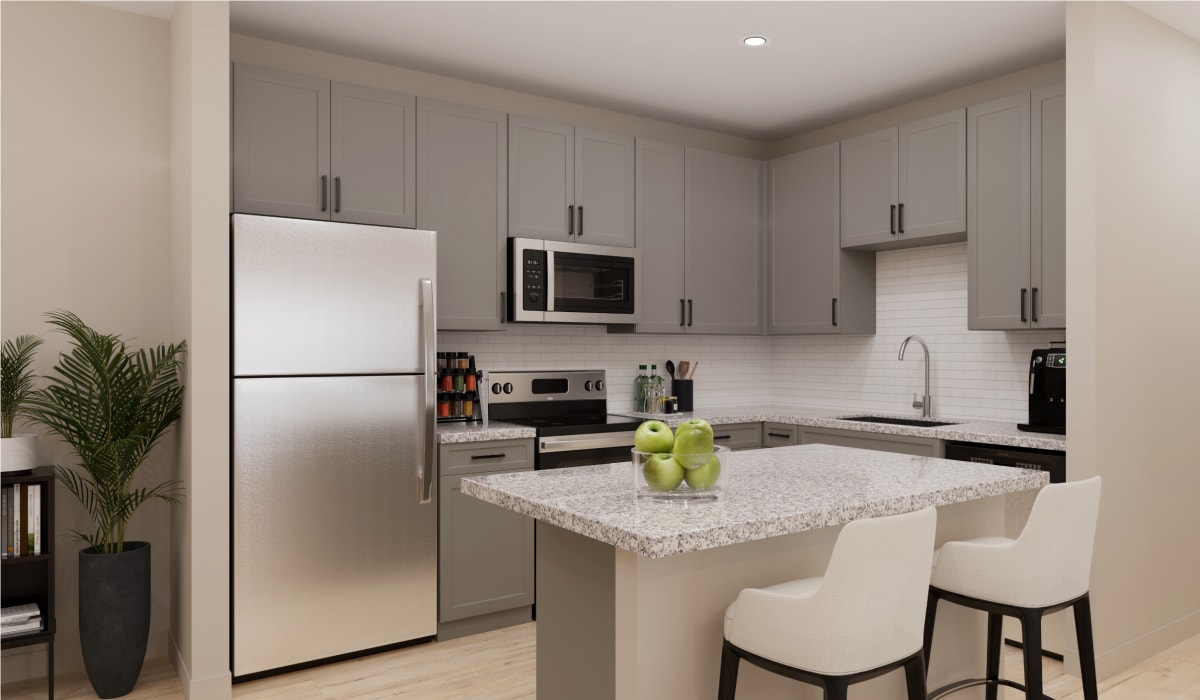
[440,372,453,392]
[452,369,466,392]
[466,356,478,392]
[462,394,475,418]
[437,395,450,418]
[455,352,469,370]
[450,392,464,417]
[437,352,448,372]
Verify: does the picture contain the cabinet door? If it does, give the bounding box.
[800,427,942,457]
[840,127,898,248]
[685,149,763,335]
[898,109,966,241]
[635,139,687,333]
[968,93,1031,330]
[438,473,535,623]
[768,144,840,334]
[1031,84,1066,329]
[232,64,330,219]
[508,116,574,241]
[331,82,416,228]
[574,128,635,247]
[417,99,507,330]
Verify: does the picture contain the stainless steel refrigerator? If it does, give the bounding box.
[231,213,437,677]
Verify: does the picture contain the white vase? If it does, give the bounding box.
[1,434,38,473]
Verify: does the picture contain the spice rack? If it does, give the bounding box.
[437,352,483,423]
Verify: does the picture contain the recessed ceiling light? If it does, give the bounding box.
[743,36,768,47]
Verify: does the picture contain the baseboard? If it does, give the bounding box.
[1,626,169,684]
[169,629,232,700]
[1084,607,1200,679]
[438,606,533,641]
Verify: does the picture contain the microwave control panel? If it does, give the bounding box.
[522,249,547,311]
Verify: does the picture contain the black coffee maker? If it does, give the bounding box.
[1018,346,1066,434]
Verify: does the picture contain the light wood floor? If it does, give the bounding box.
[4,623,1199,699]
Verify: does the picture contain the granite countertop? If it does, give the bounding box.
[437,421,536,444]
[461,443,1049,559]
[615,405,1066,451]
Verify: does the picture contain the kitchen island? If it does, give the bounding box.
[462,443,1048,700]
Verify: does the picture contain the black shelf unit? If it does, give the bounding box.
[2,466,56,699]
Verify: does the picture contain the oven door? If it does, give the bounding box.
[536,432,637,470]
[545,241,639,324]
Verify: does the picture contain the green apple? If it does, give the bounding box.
[634,420,674,454]
[642,453,685,492]
[672,419,715,468]
[684,454,721,489]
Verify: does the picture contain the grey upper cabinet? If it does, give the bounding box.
[635,139,688,333]
[233,64,330,220]
[509,117,635,247]
[768,143,874,335]
[968,85,1065,330]
[331,82,416,228]
[686,148,763,334]
[417,98,508,331]
[232,64,416,227]
[841,109,966,251]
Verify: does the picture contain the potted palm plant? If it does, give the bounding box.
[23,311,186,699]
[2,334,44,473]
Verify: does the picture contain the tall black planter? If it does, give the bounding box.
[79,541,151,698]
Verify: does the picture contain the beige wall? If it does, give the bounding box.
[0,0,174,681]
[169,3,231,699]
[1066,1,1200,678]
[231,34,770,160]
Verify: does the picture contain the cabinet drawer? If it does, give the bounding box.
[763,423,799,447]
[799,427,942,457]
[711,422,762,451]
[439,439,534,476]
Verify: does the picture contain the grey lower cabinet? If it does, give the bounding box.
[840,109,967,251]
[767,143,875,335]
[799,426,943,458]
[508,116,635,247]
[712,422,763,451]
[232,63,416,227]
[762,423,799,448]
[967,84,1066,330]
[417,98,507,330]
[438,439,535,640]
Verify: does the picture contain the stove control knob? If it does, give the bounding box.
[491,383,502,395]
[596,380,605,391]
[584,380,593,391]
[503,382,514,394]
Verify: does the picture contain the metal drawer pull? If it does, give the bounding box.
[898,202,904,233]
[568,205,575,236]
[578,205,583,236]
[680,298,685,327]
[321,175,328,212]
[1031,287,1040,323]
[890,204,896,235]
[470,453,507,460]
[539,432,636,453]
[1020,288,1028,323]
[767,432,791,439]
[714,435,732,441]
[334,176,342,213]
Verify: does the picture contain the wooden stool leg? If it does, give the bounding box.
[923,589,940,673]
[985,612,1003,700]
[1019,609,1044,700]
[1073,595,1100,700]
[717,641,740,700]
[823,676,849,700]
[903,653,928,700]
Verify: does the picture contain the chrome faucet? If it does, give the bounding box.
[898,335,932,418]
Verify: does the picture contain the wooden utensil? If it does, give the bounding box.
[678,361,691,380]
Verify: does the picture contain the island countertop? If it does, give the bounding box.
[460,443,1048,559]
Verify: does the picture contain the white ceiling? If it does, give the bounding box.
[229,1,1067,142]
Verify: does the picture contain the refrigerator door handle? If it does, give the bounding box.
[419,278,436,505]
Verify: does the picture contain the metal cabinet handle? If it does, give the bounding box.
[714,435,732,441]
[767,432,791,439]
[321,175,328,212]
[1031,287,1039,323]
[679,299,686,327]
[832,298,838,327]
[568,204,575,236]
[1020,288,1028,323]
[890,204,897,235]
[578,205,583,236]
[419,278,436,504]
[898,202,905,233]
[500,291,506,323]
[687,299,693,327]
[470,453,507,460]
[334,176,341,213]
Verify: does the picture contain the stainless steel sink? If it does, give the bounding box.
[839,416,960,428]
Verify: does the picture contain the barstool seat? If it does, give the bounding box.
[923,476,1102,700]
[719,506,937,700]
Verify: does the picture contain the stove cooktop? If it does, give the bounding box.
[503,414,642,437]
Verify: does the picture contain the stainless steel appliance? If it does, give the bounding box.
[1018,346,1066,435]
[508,238,639,324]
[486,370,641,469]
[231,214,437,678]
[944,442,1066,484]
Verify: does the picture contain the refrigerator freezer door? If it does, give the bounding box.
[233,214,436,376]
[233,375,435,676]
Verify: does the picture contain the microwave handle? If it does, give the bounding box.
[545,250,556,312]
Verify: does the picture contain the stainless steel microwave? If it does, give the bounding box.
[508,238,639,324]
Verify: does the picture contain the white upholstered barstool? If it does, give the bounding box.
[923,476,1102,700]
[719,506,937,700]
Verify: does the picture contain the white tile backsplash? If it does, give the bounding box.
[439,242,1061,422]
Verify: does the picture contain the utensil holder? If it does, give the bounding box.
[674,379,693,413]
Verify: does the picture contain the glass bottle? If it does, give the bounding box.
[634,364,649,413]
[647,364,664,414]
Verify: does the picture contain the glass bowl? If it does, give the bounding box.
[632,445,730,502]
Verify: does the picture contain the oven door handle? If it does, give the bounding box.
[539,432,637,453]
[545,249,556,312]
